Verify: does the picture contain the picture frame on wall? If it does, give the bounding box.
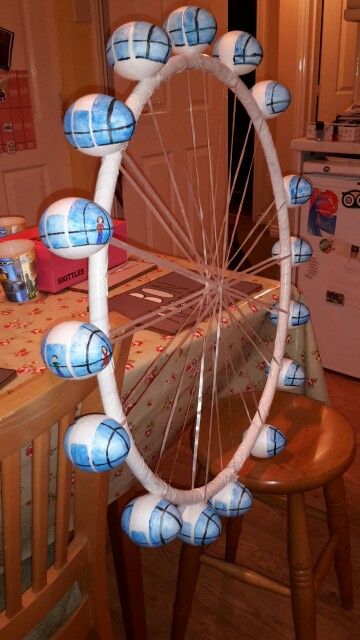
[0,27,14,70]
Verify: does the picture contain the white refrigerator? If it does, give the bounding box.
[298,158,360,378]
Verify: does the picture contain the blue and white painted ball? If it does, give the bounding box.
[41,321,113,379]
[178,502,222,546]
[213,31,263,75]
[272,236,313,266]
[283,174,312,207]
[209,480,253,518]
[121,494,182,547]
[269,300,310,329]
[265,357,306,389]
[39,197,113,260]
[63,94,135,156]
[64,414,131,472]
[251,80,291,118]
[164,6,217,55]
[243,424,287,458]
[106,22,171,80]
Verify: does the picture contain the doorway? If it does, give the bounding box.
[228,0,257,217]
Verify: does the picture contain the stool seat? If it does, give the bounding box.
[198,390,356,494]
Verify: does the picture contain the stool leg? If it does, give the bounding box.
[287,493,316,640]
[107,498,148,640]
[225,516,243,563]
[171,543,203,640]
[324,476,353,610]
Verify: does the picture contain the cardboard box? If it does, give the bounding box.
[0,219,127,293]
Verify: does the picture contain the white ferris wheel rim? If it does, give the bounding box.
[87,53,292,505]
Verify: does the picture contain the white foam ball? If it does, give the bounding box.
[63,94,135,157]
[209,480,252,517]
[106,21,171,80]
[213,31,263,75]
[272,236,313,266]
[283,174,312,207]
[265,357,306,389]
[41,321,112,379]
[251,80,291,118]
[243,424,287,458]
[164,6,217,55]
[121,494,182,547]
[64,414,131,472]
[39,197,113,260]
[269,300,310,329]
[178,501,222,546]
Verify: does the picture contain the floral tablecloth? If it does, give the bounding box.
[0,270,329,558]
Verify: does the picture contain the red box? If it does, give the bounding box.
[0,219,127,293]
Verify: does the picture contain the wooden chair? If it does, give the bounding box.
[171,390,356,640]
[0,314,133,640]
[107,322,149,640]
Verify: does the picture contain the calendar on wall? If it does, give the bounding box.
[0,70,37,154]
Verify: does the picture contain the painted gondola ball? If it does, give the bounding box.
[283,174,312,207]
[63,94,135,156]
[213,31,263,75]
[41,321,113,379]
[164,6,217,55]
[272,236,313,266]
[178,502,221,546]
[64,414,131,472]
[209,480,253,518]
[251,80,291,118]
[269,300,310,329]
[121,494,182,547]
[39,197,113,259]
[106,22,171,80]
[243,424,287,458]
[265,357,306,389]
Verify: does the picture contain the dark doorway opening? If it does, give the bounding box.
[228,1,257,217]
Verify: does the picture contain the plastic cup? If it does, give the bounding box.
[0,239,37,303]
[0,216,26,238]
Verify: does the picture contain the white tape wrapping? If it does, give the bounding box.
[88,53,291,505]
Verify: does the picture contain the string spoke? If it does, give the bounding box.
[223,281,282,314]
[225,136,260,269]
[121,156,203,270]
[191,287,221,489]
[185,70,210,267]
[110,236,207,286]
[223,290,266,423]
[223,289,279,367]
[204,287,226,485]
[228,201,276,271]
[236,253,288,278]
[147,98,204,269]
[155,294,210,472]
[123,289,217,411]
[201,67,219,271]
[110,287,205,345]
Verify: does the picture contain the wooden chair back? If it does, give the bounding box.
[0,313,132,640]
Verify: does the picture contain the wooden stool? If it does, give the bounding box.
[171,391,356,640]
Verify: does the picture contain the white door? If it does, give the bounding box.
[317,0,358,120]
[0,1,73,226]
[108,0,228,257]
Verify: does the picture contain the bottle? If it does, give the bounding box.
[315,121,325,141]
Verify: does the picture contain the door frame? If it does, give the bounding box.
[253,0,323,227]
